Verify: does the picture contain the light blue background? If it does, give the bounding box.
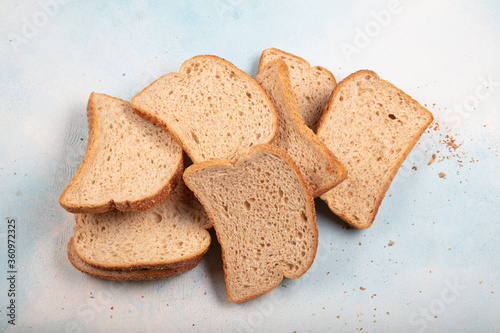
[1,0,499,332]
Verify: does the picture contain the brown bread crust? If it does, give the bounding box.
[317,70,434,228]
[67,239,202,281]
[59,93,183,214]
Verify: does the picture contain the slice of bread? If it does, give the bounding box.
[72,180,212,270]
[317,70,434,229]
[67,239,202,281]
[183,144,318,303]
[255,59,347,197]
[131,55,278,163]
[258,48,337,132]
[59,93,183,214]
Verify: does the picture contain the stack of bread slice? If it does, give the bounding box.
[61,93,212,280]
[61,50,433,302]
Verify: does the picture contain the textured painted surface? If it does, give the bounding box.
[0,0,499,332]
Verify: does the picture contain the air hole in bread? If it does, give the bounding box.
[191,131,200,144]
[300,211,307,222]
[244,200,251,211]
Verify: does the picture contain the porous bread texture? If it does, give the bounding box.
[255,59,347,197]
[59,93,183,214]
[73,180,212,270]
[183,144,318,303]
[317,70,434,229]
[258,48,337,132]
[131,55,278,163]
[67,239,202,281]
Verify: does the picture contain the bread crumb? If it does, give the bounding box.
[480,281,483,284]
[360,287,366,290]
[412,166,418,170]
[428,154,436,165]
[358,242,362,245]
[438,172,446,178]
[389,240,395,246]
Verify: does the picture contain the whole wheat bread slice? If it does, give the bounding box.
[72,180,212,270]
[255,59,347,197]
[258,48,337,132]
[59,93,183,214]
[183,144,317,303]
[131,55,278,163]
[317,70,434,229]
[67,239,202,281]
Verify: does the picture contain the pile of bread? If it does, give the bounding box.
[59,48,433,303]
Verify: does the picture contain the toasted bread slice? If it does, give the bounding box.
[258,48,336,131]
[72,180,212,270]
[256,59,347,197]
[183,144,317,303]
[317,70,434,228]
[67,239,202,281]
[131,55,278,163]
[59,93,183,214]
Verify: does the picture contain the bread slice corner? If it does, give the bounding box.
[258,48,337,132]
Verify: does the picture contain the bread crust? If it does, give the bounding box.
[258,48,337,131]
[71,182,212,271]
[131,55,279,164]
[67,239,202,281]
[257,59,347,197]
[257,48,337,86]
[59,92,184,214]
[183,144,318,303]
[317,70,434,229]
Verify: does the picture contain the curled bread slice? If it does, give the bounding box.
[256,59,347,197]
[131,55,278,163]
[72,180,212,270]
[183,144,318,303]
[67,239,202,281]
[258,48,337,132]
[317,70,434,229]
[59,93,183,214]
